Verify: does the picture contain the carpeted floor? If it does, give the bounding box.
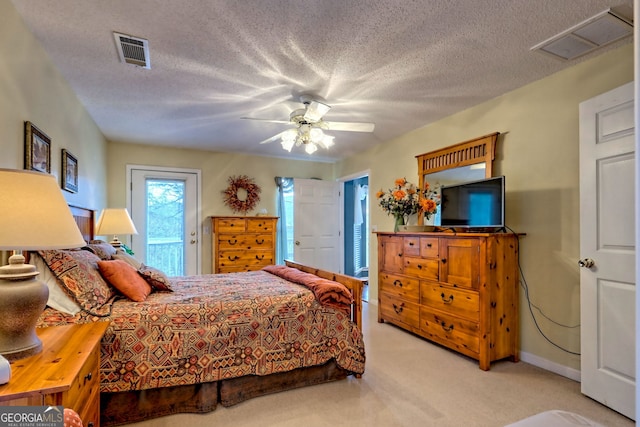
[126,301,634,427]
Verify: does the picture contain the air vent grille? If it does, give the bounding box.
[531,8,633,61]
[113,32,150,69]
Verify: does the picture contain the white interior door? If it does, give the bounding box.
[579,81,635,420]
[128,165,201,276]
[293,178,342,272]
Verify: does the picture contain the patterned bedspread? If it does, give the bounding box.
[37,270,366,393]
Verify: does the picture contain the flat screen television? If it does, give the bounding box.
[439,176,505,230]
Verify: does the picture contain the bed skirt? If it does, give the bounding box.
[101,360,349,426]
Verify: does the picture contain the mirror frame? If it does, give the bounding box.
[415,132,500,224]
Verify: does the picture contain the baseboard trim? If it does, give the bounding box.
[519,351,581,382]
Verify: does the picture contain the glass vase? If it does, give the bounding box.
[394,214,405,232]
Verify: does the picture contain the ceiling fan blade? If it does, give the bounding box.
[323,121,375,132]
[303,100,331,122]
[258,131,286,145]
[241,117,291,124]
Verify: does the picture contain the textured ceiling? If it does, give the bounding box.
[10,0,634,162]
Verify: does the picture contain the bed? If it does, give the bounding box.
[34,206,365,426]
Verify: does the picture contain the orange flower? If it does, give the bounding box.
[392,189,406,200]
[420,198,437,213]
[407,187,416,195]
[394,178,407,187]
[376,189,385,199]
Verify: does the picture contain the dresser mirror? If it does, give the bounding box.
[415,132,500,225]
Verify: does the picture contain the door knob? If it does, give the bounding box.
[578,258,595,268]
[295,240,300,246]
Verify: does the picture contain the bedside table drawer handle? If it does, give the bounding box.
[84,372,92,382]
[440,293,454,304]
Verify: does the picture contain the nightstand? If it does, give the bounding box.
[0,322,109,427]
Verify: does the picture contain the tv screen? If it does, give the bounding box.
[439,176,505,229]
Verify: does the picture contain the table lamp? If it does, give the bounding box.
[0,169,86,361]
[95,208,138,247]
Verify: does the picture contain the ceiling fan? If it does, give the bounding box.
[242,95,375,154]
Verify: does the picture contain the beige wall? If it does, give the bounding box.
[107,141,335,273]
[336,43,634,372]
[0,2,107,210]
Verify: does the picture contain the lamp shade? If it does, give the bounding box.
[0,169,85,250]
[96,208,138,236]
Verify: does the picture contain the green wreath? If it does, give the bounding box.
[222,175,261,213]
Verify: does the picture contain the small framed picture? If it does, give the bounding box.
[61,149,78,193]
[24,121,51,173]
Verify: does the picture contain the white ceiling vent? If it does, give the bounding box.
[113,32,150,69]
[531,8,633,61]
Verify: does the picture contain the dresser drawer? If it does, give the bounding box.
[379,273,419,302]
[420,283,479,321]
[218,234,274,250]
[403,237,420,257]
[420,308,479,354]
[379,293,419,329]
[216,218,246,233]
[218,250,274,271]
[404,257,438,280]
[420,237,439,258]
[246,219,276,233]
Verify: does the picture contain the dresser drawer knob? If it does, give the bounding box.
[256,239,265,244]
[87,423,94,427]
[228,239,238,245]
[426,243,432,248]
[441,258,447,264]
[255,255,264,260]
[408,242,414,246]
[440,293,454,304]
[392,303,405,314]
[440,322,454,332]
[228,255,240,261]
[392,279,403,288]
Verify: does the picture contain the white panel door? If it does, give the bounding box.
[579,81,635,420]
[293,178,342,272]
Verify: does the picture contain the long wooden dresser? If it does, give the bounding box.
[211,216,278,273]
[376,231,520,370]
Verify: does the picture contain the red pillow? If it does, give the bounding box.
[98,260,152,302]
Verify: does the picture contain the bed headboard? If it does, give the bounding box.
[69,205,95,243]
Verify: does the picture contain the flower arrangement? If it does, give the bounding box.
[376,178,441,231]
[376,178,420,230]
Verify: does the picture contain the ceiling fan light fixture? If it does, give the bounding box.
[318,135,335,149]
[309,127,325,143]
[282,128,298,142]
[281,139,295,152]
[304,143,318,155]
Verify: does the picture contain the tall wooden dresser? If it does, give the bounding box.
[211,216,278,273]
[376,231,520,370]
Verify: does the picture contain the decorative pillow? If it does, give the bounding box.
[30,252,82,316]
[98,260,152,302]
[38,249,116,316]
[112,249,142,270]
[82,242,117,260]
[138,264,174,292]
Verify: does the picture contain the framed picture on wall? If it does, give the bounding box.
[61,149,78,193]
[24,121,51,173]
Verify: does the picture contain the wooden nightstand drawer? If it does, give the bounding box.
[0,323,109,427]
[420,283,479,321]
[379,273,419,302]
